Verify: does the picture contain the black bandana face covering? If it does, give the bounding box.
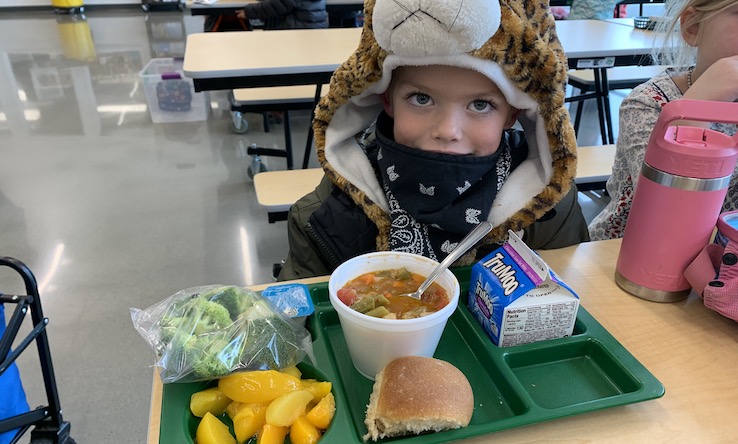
[374,112,513,261]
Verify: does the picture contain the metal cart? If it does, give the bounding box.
[0,257,75,444]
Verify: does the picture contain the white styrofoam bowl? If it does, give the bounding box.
[328,251,460,380]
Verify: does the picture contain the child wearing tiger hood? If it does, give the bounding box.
[278,0,589,280]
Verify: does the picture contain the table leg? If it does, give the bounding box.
[302,83,323,169]
[599,68,615,144]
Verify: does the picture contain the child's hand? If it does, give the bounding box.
[685,55,738,103]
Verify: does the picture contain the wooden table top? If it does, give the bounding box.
[183,19,658,84]
[252,167,324,211]
[147,238,738,443]
[576,144,616,185]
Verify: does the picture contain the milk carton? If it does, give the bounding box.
[468,230,579,347]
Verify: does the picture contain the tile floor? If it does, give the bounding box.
[0,7,621,443]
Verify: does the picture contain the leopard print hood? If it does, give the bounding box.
[313,0,577,257]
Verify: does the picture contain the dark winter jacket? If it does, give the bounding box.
[243,0,328,29]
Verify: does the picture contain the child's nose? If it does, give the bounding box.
[431,108,462,142]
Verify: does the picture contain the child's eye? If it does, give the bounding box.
[409,93,432,106]
[470,100,494,112]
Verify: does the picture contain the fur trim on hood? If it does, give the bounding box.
[312,0,577,257]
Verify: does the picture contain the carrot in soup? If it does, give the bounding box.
[357,273,375,285]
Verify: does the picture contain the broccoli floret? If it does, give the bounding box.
[158,299,200,345]
[208,286,257,321]
[159,325,177,345]
[192,355,231,380]
[158,307,183,343]
[243,299,277,321]
[188,297,233,335]
[157,295,231,342]
[155,294,239,381]
[239,301,302,370]
[191,334,244,380]
[162,335,203,380]
[162,330,246,381]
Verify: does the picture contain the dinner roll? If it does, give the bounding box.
[363,356,474,441]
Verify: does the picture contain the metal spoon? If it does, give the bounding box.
[402,221,493,300]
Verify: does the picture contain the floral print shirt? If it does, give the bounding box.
[588,67,738,241]
[568,0,616,20]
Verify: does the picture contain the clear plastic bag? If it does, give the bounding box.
[130,285,314,383]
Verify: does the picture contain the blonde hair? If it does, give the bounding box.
[654,0,738,69]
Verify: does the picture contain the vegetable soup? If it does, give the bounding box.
[336,268,449,319]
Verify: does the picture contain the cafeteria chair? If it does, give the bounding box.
[0,257,76,444]
[566,65,668,144]
[229,84,326,176]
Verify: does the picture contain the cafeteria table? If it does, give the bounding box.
[147,238,738,443]
[604,17,637,26]
[183,19,660,143]
[183,20,658,89]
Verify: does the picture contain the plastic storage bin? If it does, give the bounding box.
[139,58,207,123]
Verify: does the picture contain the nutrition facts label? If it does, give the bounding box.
[499,301,579,347]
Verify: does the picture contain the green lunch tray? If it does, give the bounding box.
[159,272,665,443]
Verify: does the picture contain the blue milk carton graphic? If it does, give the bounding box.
[468,230,579,347]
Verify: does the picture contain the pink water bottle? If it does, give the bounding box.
[615,100,738,302]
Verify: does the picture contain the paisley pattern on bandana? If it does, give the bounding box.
[374,112,514,261]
